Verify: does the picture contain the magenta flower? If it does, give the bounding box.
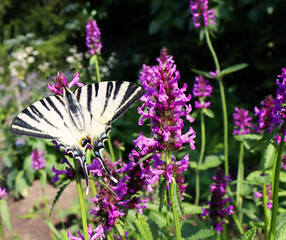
[254,95,275,133]
[192,75,212,109]
[201,168,233,235]
[85,19,102,55]
[31,148,46,170]
[254,184,272,210]
[233,107,252,135]
[67,224,104,240]
[190,0,216,29]
[47,72,83,95]
[0,187,7,198]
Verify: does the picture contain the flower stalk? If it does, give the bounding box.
[269,136,285,240]
[165,151,181,240]
[195,110,206,205]
[205,28,229,176]
[73,158,89,240]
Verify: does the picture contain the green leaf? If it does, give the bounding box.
[138,152,158,164]
[200,155,224,170]
[233,134,262,142]
[240,227,256,240]
[89,177,117,196]
[114,221,125,239]
[189,161,198,169]
[89,54,96,66]
[264,143,276,169]
[172,182,184,217]
[253,174,270,185]
[158,177,167,213]
[275,212,286,240]
[49,181,71,217]
[249,128,278,150]
[187,229,215,240]
[203,108,215,118]
[0,199,12,230]
[191,69,213,79]
[183,202,203,215]
[135,214,153,240]
[221,63,248,76]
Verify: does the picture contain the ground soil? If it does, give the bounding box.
[3,180,79,240]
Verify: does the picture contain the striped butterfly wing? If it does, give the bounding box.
[74,81,145,157]
[10,95,86,156]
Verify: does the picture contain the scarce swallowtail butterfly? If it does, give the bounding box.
[11,81,145,194]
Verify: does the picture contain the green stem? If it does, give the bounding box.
[261,143,269,239]
[165,151,181,240]
[205,28,228,176]
[41,187,54,240]
[0,214,4,240]
[236,141,244,222]
[165,194,171,240]
[269,138,285,240]
[73,159,89,240]
[195,110,206,205]
[94,54,101,83]
[108,137,116,162]
[86,150,97,197]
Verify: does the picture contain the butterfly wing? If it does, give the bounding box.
[74,81,145,177]
[10,94,85,156]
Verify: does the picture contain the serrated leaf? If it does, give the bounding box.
[90,177,117,196]
[158,177,167,213]
[249,128,278,150]
[240,227,256,240]
[275,212,286,239]
[114,221,126,239]
[253,174,270,185]
[191,69,213,79]
[172,182,184,217]
[135,214,153,240]
[221,63,248,76]
[183,202,203,215]
[49,181,71,217]
[0,199,12,230]
[201,155,224,170]
[234,134,262,142]
[187,229,215,240]
[203,108,215,118]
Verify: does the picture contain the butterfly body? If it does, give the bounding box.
[11,81,145,190]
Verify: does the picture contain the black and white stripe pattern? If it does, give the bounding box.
[11,81,145,188]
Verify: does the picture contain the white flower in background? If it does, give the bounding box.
[66,46,83,69]
[38,62,50,72]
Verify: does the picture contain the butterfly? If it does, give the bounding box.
[11,81,145,193]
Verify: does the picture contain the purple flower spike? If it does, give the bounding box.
[47,72,83,95]
[233,107,252,135]
[193,75,212,109]
[190,0,216,29]
[201,168,233,235]
[31,148,46,171]
[85,19,102,55]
